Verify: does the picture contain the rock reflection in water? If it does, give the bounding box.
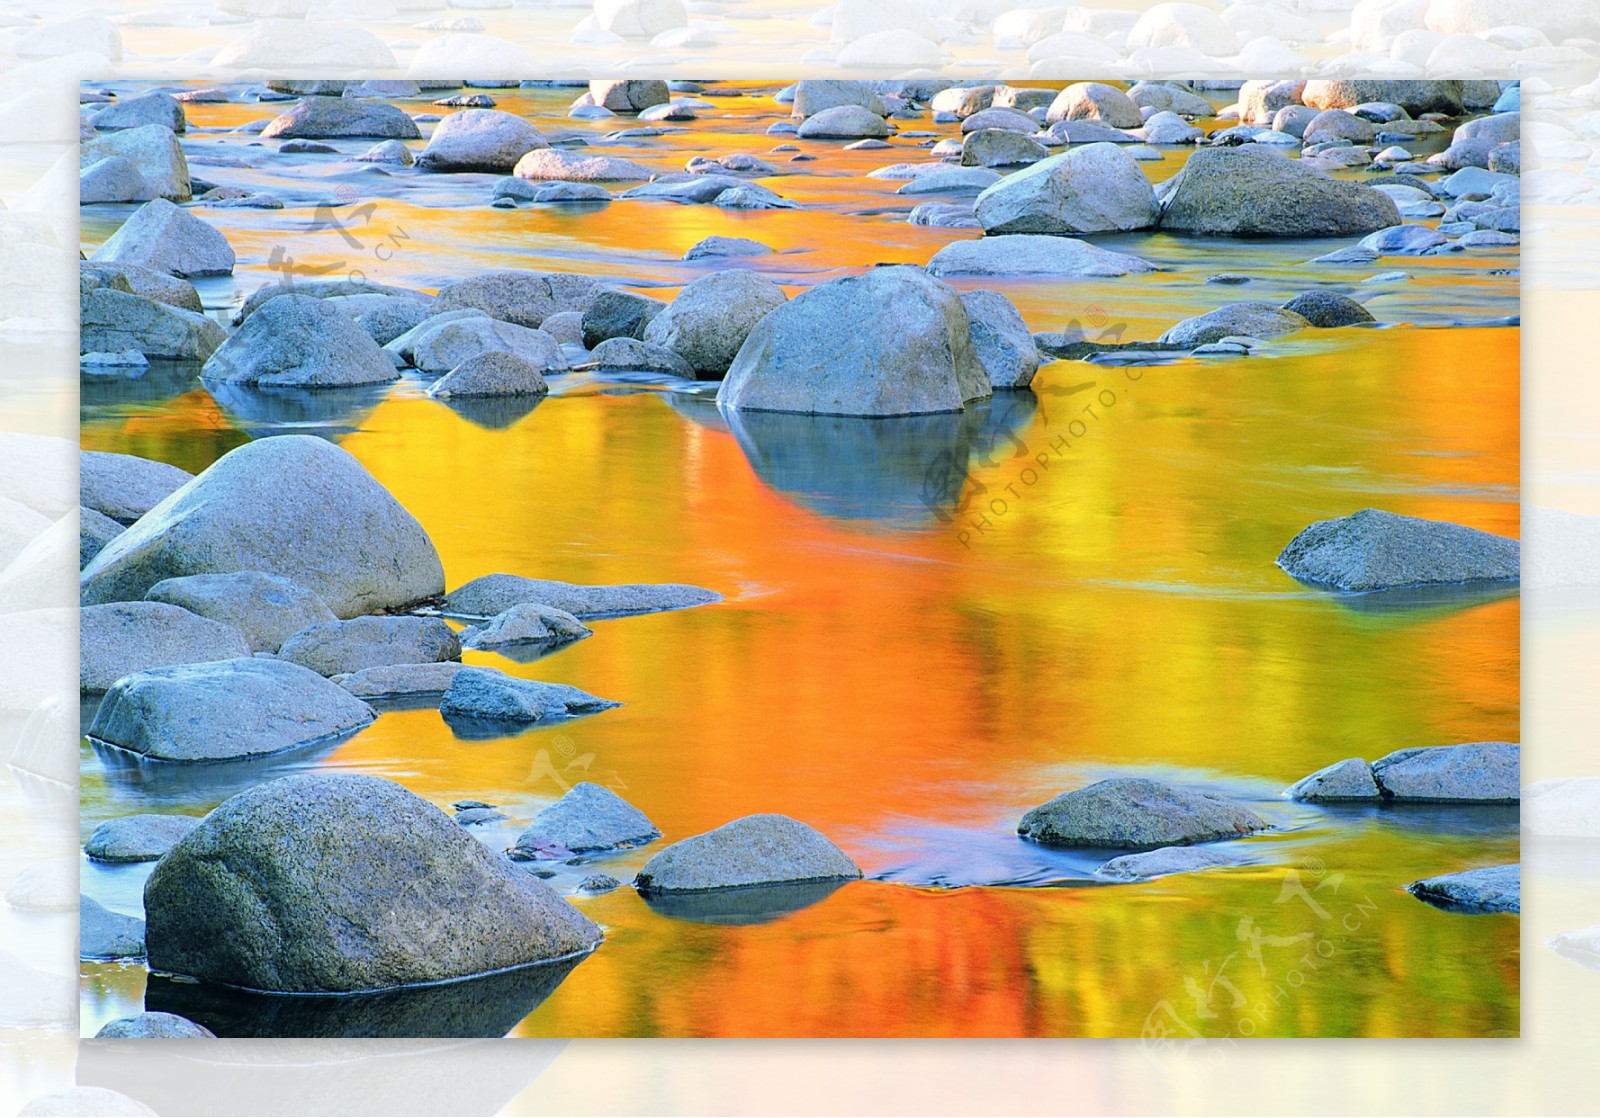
[639,878,849,926]
[724,393,1037,528]
[143,953,587,1039]
[204,381,390,438]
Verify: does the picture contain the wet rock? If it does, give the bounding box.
[461,602,590,650]
[1371,742,1519,802]
[80,125,190,201]
[232,278,428,326]
[578,873,621,892]
[455,807,508,826]
[1095,845,1232,882]
[80,157,150,205]
[1360,224,1447,255]
[926,234,1156,277]
[261,97,420,140]
[511,782,660,856]
[94,1012,213,1038]
[201,295,397,388]
[90,198,233,279]
[796,105,890,140]
[1159,302,1310,348]
[581,290,665,347]
[1303,109,1376,145]
[961,129,1050,168]
[1309,244,1380,265]
[426,350,552,399]
[84,813,201,863]
[590,79,670,113]
[1487,142,1519,176]
[84,262,203,313]
[684,235,772,261]
[81,508,123,568]
[411,318,566,376]
[1018,777,1268,850]
[442,573,719,619]
[434,270,603,330]
[495,179,613,205]
[332,661,466,699]
[719,266,989,417]
[895,168,1002,196]
[1284,757,1381,801]
[1139,111,1202,144]
[959,107,1040,135]
[513,148,654,183]
[908,202,980,228]
[961,290,1040,389]
[439,666,620,725]
[644,270,787,378]
[1281,290,1375,327]
[92,92,186,134]
[145,571,338,654]
[1046,119,1135,145]
[1436,166,1517,198]
[1302,80,1463,117]
[585,338,693,377]
[89,658,376,762]
[975,142,1158,235]
[79,287,223,362]
[1159,147,1400,237]
[144,773,602,992]
[790,79,886,119]
[353,139,414,165]
[80,897,146,961]
[277,616,460,678]
[1275,508,1519,591]
[1129,81,1213,118]
[1407,863,1519,914]
[634,814,861,893]
[81,601,252,694]
[417,109,546,172]
[1046,82,1143,129]
[80,436,446,618]
[685,153,778,177]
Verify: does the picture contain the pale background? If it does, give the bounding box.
[2,0,1595,1112]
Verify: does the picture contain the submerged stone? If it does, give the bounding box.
[442,573,719,619]
[438,666,620,725]
[1095,845,1233,882]
[1407,863,1519,914]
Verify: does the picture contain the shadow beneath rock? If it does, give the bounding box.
[440,708,604,742]
[81,358,203,410]
[143,953,588,1039]
[639,878,849,925]
[1310,800,1520,837]
[1288,576,1520,616]
[463,636,585,665]
[205,381,390,437]
[436,395,546,431]
[724,394,1037,529]
[83,732,353,807]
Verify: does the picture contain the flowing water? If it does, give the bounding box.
[78,81,1519,1038]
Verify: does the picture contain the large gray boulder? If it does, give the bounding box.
[1284,757,1381,801]
[581,289,665,347]
[426,351,552,398]
[80,124,190,201]
[84,813,200,863]
[633,814,861,893]
[1159,146,1400,237]
[90,199,234,278]
[417,109,546,172]
[795,105,889,140]
[926,234,1155,277]
[92,92,186,133]
[332,661,466,699]
[261,97,420,140]
[276,615,460,677]
[1282,290,1374,327]
[442,573,719,619]
[143,773,602,992]
[510,782,660,857]
[410,318,567,375]
[79,281,222,361]
[1017,777,1268,850]
[974,143,1159,234]
[80,601,252,694]
[146,571,337,654]
[1046,82,1143,128]
[1275,508,1520,591]
[1406,863,1519,914]
[643,270,786,379]
[201,294,398,388]
[80,897,146,961]
[718,266,991,418]
[1371,742,1519,802]
[88,658,376,762]
[1159,302,1311,347]
[80,436,446,619]
[961,129,1050,168]
[960,290,1040,389]
[460,602,590,650]
[1302,80,1463,117]
[433,270,603,329]
[94,1012,214,1038]
[80,451,193,526]
[590,79,670,113]
[438,666,619,725]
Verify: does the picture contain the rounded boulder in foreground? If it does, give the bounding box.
[79,435,446,618]
[144,773,603,993]
[634,813,861,893]
[1018,777,1268,850]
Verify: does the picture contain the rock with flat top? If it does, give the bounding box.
[277,616,460,677]
[1276,508,1519,591]
[1407,863,1519,913]
[442,573,719,619]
